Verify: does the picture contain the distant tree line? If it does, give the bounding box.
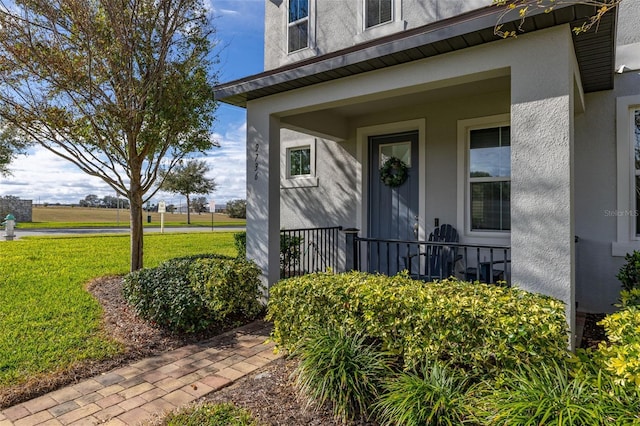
[78,194,130,209]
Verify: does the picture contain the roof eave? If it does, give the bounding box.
[214,4,616,108]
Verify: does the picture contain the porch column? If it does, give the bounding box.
[510,28,576,348]
[246,108,281,294]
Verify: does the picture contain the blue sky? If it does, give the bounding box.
[0,0,264,206]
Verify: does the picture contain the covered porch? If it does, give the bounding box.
[213,5,617,346]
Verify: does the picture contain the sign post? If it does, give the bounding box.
[158,201,166,233]
[210,200,215,231]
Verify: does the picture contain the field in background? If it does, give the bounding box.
[22,206,245,228]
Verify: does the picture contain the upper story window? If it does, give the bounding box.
[365,0,393,29]
[288,0,309,53]
[469,126,511,231]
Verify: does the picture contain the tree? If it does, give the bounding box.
[192,196,208,213]
[226,199,247,219]
[493,0,622,38]
[0,127,29,177]
[0,0,218,271]
[79,194,100,208]
[159,160,216,224]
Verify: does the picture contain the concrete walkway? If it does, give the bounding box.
[0,321,280,426]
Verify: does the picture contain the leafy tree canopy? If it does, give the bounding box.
[0,0,219,270]
[160,159,216,224]
[493,0,621,38]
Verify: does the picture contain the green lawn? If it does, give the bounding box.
[0,232,237,388]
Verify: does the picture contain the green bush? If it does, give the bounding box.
[233,232,246,259]
[164,402,258,426]
[620,288,640,308]
[123,254,262,333]
[188,257,263,322]
[596,306,640,387]
[473,360,604,425]
[267,271,569,375]
[617,250,640,292]
[280,234,303,274]
[292,326,393,422]
[375,361,471,426]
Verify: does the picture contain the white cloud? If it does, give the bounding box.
[1,118,248,206]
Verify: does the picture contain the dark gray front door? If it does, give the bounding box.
[368,131,420,274]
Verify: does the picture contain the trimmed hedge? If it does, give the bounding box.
[267,271,569,374]
[597,306,640,387]
[123,254,263,333]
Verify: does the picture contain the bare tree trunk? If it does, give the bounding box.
[129,191,144,272]
[186,194,191,225]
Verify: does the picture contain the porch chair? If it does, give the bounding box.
[405,223,462,281]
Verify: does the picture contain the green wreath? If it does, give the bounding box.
[380,157,408,187]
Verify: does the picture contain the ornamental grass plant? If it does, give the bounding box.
[374,360,472,426]
[292,326,394,422]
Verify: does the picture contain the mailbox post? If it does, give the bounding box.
[2,213,16,241]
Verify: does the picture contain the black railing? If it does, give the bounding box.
[348,236,511,285]
[280,226,343,278]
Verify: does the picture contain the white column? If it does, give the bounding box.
[246,108,281,293]
[510,27,576,348]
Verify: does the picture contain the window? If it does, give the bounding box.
[288,146,311,177]
[288,0,309,53]
[634,109,640,235]
[468,126,511,231]
[613,96,640,256]
[365,0,392,28]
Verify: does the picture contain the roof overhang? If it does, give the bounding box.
[214,4,616,108]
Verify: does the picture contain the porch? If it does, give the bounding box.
[280,226,511,286]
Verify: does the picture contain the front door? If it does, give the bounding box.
[368,131,419,274]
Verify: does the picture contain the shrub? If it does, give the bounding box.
[267,271,569,375]
[374,361,471,426]
[123,254,263,333]
[473,360,604,425]
[234,231,246,259]
[617,250,640,292]
[226,199,246,219]
[619,288,640,308]
[292,326,393,422]
[596,306,640,387]
[188,257,263,322]
[164,402,258,426]
[123,256,211,332]
[280,234,303,275]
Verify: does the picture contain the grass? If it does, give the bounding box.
[164,402,259,426]
[0,232,237,389]
[17,206,246,229]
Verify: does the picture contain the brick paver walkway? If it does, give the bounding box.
[0,321,280,426]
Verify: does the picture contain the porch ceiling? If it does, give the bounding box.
[214,4,615,108]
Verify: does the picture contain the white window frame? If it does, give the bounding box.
[281,138,318,189]
[287,145,311,178]
[457,114,511,243]
[613,95,640,256]
[364,0,393,30]
[356,0,404,43]
[286,0,316,60]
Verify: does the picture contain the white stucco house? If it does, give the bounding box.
[214,0,640,342]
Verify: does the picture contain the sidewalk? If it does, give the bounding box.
[0,321,280,426]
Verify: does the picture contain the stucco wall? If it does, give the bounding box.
[574,71,640,313]
[279,129,359,229]
[264,0,492,70]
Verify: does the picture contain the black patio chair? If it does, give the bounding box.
[404,224,462,281]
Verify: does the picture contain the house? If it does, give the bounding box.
[214,0,640,345]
